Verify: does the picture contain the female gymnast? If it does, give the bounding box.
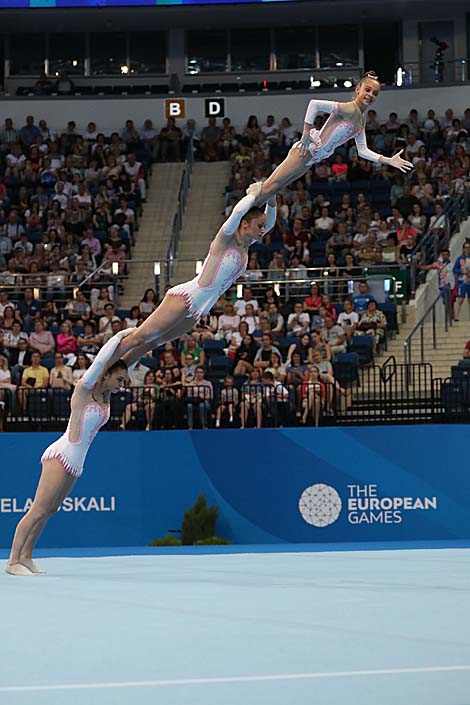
[103,183,277,368]
[6,330,131,576]
[252,71,412,206]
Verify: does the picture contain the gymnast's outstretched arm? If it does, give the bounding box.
[355,131,413,173]
[81,329,134,390]
[222,191,258,236]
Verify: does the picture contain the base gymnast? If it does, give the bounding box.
[104,184,277,369]
[5,330,131,576]
[252,70,412,207]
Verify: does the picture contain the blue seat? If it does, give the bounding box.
[26,389,49,421]
[378,303,398,334]
[204,340,225,356]
[209,355,233,373]
[73,325,85,337]
[51,388,72,419]
[333,352,360,385]
[140,357,157,370]
[349,336,374,365]
[441,380,468,413]
[109,389,133,425]
[40,357,56,370]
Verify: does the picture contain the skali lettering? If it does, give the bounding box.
[0,497,116,513]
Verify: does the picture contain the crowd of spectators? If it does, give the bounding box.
[0,273,389,430]
[217,107,470,281]
[0,105,469,430]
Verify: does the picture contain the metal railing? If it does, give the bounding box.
[403,289,452,367]
[0,361,460,431]
[397,58,470,86]
[412,190,470,292]
[165,140,194,287]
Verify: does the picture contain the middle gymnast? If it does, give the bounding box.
[103,183,277,367]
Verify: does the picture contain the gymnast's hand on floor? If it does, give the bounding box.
[388,150,413,173]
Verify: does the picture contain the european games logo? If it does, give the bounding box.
[298,484,342,527]
[298,483,438,528]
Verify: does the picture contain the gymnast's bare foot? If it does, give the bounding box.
[5,561,35,576]
[20,558,46,574]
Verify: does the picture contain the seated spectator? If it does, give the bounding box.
[29,319,55,359]
[1,305,19,332]
[139,289,158,319]
[303,283,323,313]
[122,369,157,432]
[314,207,335,238]
[181,352,197,384]
[356,300,387,354]
[286,332,313,365]
[125,306,141,328]
[229,321,250,353]
[66,290,91,324]
[287,302,310,337]
[185,366,213,430]
[217,302,240,341]
[215,375,239,427]
[49,352,73,390]
[262,286,280,311]
[233,333,258,376]
[254,332,281,371]
[159,349,181,380]
[286,351,308,387]
[56,320,78,363]
[381,234,400,264]
[396,219,417,247]
[72,353,90,384]
[192,311,219,342]
[240,303,259,334]
[311,321,331,357]
[267,303,284,335]
[261,371,288,427]
[234,286,259,316]
[326,223,354,257]
[98,302,119,335]
[156,368,183,430]
[240,369,263,429]
[77,321,101,361]
[321,294,338,320]
[311,349,347,401]
[200,117,221,162]
[337,298,359,343]
[266,351,287,384]
[19,350,49,410]
[399,232,417,264]
[3,320,28,353]
[268,251,286,280]
[17,288,41,328]
[10,337,32,382]
[301,366,325,427]
[321,315,346,357]
[181,334,205,367]
[353,281,373,313]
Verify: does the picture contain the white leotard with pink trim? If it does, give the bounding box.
[41,402,110,478]
[167,195,276,319]
[40,329,132,477]
[295,99,382,167]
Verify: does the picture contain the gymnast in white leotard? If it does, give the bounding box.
[103,184,277,370]
[6,330,131,576]
[253,71,413,206]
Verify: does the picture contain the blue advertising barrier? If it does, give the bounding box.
[1,425,469,548]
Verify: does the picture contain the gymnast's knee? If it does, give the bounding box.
[131,327,159,347]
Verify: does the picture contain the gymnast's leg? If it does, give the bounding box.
[105,295,196,371]
[6,459,76,576]
[255,147,312,206]
[122,313,196,368]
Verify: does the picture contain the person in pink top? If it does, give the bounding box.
[103,182,277,369]
[252,71,412,207]
[5,329,131,576]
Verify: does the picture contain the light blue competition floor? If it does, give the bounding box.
[1,546,469,705]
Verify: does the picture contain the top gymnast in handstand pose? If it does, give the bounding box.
[103,184,277,369]
[6,330,131,575]
[252,71,412,207]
